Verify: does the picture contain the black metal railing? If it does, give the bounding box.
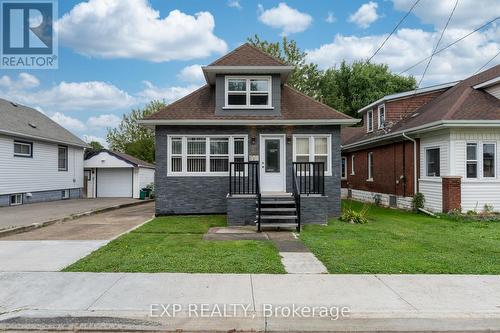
[292,162,325,196]
[292,169,301,232]
[229,161,260,195]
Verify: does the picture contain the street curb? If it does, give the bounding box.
[0,199,154,239]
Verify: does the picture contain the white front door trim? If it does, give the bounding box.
[259,134,286,193]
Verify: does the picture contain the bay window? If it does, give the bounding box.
[426,148,440,177]
[483,143,495,178]
[465,142,496,179]
[168,136,247,175]
[225,77,271,108]
[466,143,478,178]
[292,135,331,175]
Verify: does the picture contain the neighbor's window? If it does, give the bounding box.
[483,143,496,178]
[466,143,478,178]
[351,155,355,175]
[426,148,440,177]
[293,135,331,175]
[58,146,68,171]
[14,140,32,157]
[10,193,22,206]
[62,189,70,200]
[367,110,373,132]
[378,104,385,129]
[226,77,271,108]
[367,152,374,180]
[169,136,247,175]
[341,157,347,179]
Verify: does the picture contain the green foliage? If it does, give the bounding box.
[412,192,425,211]
[106,100,165,163]
[88,141,104,151]
[247,35,323,98]
[340,203,369,224]
[319,60,416,117]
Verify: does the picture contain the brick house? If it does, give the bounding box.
[140,44,358,230]
[341,65,500,213]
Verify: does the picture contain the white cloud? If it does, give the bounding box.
[306,26,500,85]
[258,3,312,35]
[138,81,200,103]
[326,11,336,24]
[177,64,205,83]
[56,0,228,62]
[50,112,87,132]
[392,0,500,30]
[0,73,39,90]
[87,114,121,128]
[349,1,379,28]
[82,134,108,148]
[227,0,242,9]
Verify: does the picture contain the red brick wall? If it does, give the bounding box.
[342,139,418,197]
[442,177,462,213]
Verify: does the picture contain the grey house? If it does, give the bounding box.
[140,44,358,230]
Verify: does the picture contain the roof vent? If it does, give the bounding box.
[10,102,18,107]
[28,123,37,128]
[411,113,420,118]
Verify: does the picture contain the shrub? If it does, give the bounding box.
[483,204,494,215]
[340,204,369,224]
[412,192,425,211]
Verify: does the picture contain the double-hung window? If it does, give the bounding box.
[169,136,247,175]
[351,155,355,175]
[293,135,331,175]
[466,143,478,178]
[58,146,68,171]
[466,142,496,179]
[367,152,374,181]
[341,157,347,179]
[14,140,32,157]
[426,148,440,177]
[483,143,495,178]
[378,104,385,129]
[367,110,373,132]
[226,77,271,108]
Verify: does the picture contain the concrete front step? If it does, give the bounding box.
[259,200,296,205]
[260,215,298,220]
[259,208,296,212]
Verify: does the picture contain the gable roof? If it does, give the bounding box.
[0,98,87,147]
[209,43,286,67]
[85,149,155,169]
[343,65,500,148]
[142,84,357,125]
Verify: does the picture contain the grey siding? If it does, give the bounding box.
[0,188,82,207]
[227,195,256,226]
[155,125,342,218]
[215,74,281,116]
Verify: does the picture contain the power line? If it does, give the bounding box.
[368,0,421,62]
[416,0,459,88]
[474,49,500,74]
[399,16,499,75]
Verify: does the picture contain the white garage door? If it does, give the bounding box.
[97,168,133,197]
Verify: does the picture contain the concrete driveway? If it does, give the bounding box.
[0,198,141,231]
[0,203,154,271]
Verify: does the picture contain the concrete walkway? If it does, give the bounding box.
[0,273,498,331]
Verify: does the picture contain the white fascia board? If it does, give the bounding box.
[0,129,89,148]
[356,81,459,114]
[202,66,295,84]
[473,76,500,89]
[138,118,360,127]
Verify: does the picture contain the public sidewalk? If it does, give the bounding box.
[0,272,499,331]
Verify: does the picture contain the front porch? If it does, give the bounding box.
[227,161,329,231]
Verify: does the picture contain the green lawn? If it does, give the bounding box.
[301,200,500,274]
[64,215,285,274]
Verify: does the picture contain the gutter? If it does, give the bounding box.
[402,133,418,195]
[138,118,360,126]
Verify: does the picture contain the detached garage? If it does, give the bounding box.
[84,150,155,198]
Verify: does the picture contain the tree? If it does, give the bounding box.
[247,35,323,98]
[88,141,103,151]
[319,60,417,117]
[106,100,165,163]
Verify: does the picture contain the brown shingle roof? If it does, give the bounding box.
[145,85,353,121]
[343,65,500,146]
[209,43,286,66]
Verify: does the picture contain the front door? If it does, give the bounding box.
[260,135,286,192]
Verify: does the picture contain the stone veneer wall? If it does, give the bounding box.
[0,188,82,207]
[341,188,413,210]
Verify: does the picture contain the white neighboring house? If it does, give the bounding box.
[84,150,155,198]
[0,98,87,207]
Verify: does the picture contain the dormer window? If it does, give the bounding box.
[367,110,373,132]
[378,104,385,129]
[225,76,272,108]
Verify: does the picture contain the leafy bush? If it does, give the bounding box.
[412,192,425,211]
[340,204,369,224]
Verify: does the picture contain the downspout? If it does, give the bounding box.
[402,133,417,195]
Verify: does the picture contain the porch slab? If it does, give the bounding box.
[203,227,269,241]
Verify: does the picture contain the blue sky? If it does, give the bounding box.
[0,0,499,146]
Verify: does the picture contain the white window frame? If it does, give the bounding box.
[167,135,248,176]
[367,110,373,132]
[482,141,496,179]
[58,145,68,171]
[351,155,355,175]
[466,142,478,179]
[464,141,497,180]
[367,152,374,181]
[13,140,32,157]
[341,157,347,180]
[378,104,385,129]
[10,193,22,206]
[224,76,273,109]
[62,189,70,200]
[425,147,441,178]
[292,135,332,176]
